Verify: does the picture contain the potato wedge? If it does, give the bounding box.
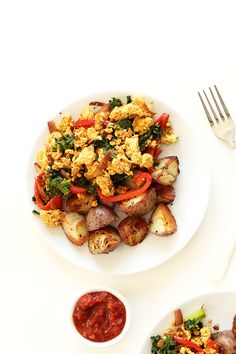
[86,205,119,231]
[88,226,121,255]
[66,193,96,214]
[118,187,156,216]
[152,156,179,185]
[62,212,89,246]
[118,216,148,246]
[149,203,177,236]
[156,184,175,204]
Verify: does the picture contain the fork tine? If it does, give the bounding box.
[214,85,231,118]
[198,92,214,126]
[209,87,224,120]
[203,90,220,123]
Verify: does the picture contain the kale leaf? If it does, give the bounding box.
[103,139,113,151]
[55,135,74,153]
[111,173,129,187]
[32,210,40,215]
[153,160,159,167]
[93,136,112,151]
[117,118,133,130]
[74,177,98,196]
[184,319,203,331]
[151,334,177,354]
[87,183,98,196]
[151,334,178,354]
[139,125,161,149]
[46,176,70,197]
[93,139,104,149]
[126,95,132,104]
[75,176,90,188]
[108,97,123,109]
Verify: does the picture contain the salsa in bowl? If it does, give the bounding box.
[71,286,130,347]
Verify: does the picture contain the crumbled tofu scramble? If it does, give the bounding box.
[33,96,178,228]
[151,309,220,354]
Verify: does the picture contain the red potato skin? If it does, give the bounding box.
[156,184,175,204]
[86,205,119,231]
[118,216,148,246]
[152,156,180,186]
[118,187,156,216]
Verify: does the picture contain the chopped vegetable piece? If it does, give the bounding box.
[155,113,169,130]
[34,178,62,210]
[97,172,152,202]
[139,125,161,149]
[32,210,40,215]
[126,95,132,104]
[184,319,203,331]
[172,336,203,352]
[47,120,57,133]
[108,97,123,109]
[55,135,75,152]
[174,308,183,326]
[93,136,113,151]
[111,173,129,187]
[89,101,106,106]
[206,339,219,351]
[117,118,133,130]
[70,183,87,194]
[74,118,95,128]
[46,176,71,197]
[151,334,178,354]
[185,308,206,322]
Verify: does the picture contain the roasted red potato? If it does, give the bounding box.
[149,203,177,236]
[118,216,148,246]
[66,193,96,214]
[118,187,156,216]
[62,212,89,246]
[213,324,236,354]
[86,205,119,231]
[88,226,121,255]
[152,156,180,185]
[156,184,175,204]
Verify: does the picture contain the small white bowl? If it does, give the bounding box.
[70,286,131,347]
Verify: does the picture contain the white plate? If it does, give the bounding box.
[140,291,236,354]
[26,91,209,274]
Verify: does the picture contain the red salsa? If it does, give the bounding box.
[72,291,126,342]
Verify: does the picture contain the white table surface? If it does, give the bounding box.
[0,1,236,353]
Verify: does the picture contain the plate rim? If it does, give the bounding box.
[26,90,210,274]
[139,289,236,354]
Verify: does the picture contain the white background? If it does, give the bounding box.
[0,1,236,353]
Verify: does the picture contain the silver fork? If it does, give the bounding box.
[198,85,236,281]
[198,85,236,148]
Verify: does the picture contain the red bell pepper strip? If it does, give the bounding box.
[70,183,87,194]
[155,113,169,130]
[206,339,219,352]
[74,118,95,128]
[172,336,203,353]
[97,172,152,202]
[34,177,62,210]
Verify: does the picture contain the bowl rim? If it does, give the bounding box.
[70,286,131,348]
